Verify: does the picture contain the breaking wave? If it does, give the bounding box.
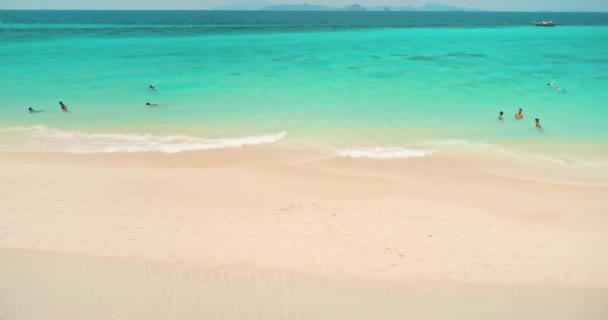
[335,147,434,159]
[0,125,286,153]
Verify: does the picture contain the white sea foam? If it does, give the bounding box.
[421,138,509,153]
[422,138,608,170]
[335,147,434,159]
[0,125,286,153]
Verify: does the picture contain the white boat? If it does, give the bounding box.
[533,20,555,27]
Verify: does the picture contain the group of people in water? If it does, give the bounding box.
[495,80,566,129]
[498,108,541,129]
[28,84,550,131]
[146,84,167,106]
[28,101,68,113]
[547,81,567,92]
[27,85,166,113]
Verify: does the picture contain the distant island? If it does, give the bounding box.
[261,3,367,11]
[261,4,334,11]
[413,2,482,11]
[254,2,481,12]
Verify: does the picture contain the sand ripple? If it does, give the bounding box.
[1,249,607,320]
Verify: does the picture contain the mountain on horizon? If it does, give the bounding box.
[416,2,481,11]
[261,4,334,11]
[252,2,480,12]
[261,3,367,11]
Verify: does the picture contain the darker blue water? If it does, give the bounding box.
[2,11,608,39]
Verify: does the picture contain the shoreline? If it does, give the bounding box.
[1,141,607,185]
[2,124,608,168]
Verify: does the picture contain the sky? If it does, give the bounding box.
[1,0,607,12]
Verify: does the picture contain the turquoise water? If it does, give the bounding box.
[1,11,608,158]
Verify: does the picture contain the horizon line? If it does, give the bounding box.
[1,9,607,13]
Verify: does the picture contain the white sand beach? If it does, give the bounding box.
[1,147,607,319]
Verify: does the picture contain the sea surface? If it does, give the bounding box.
[1,11,607,160]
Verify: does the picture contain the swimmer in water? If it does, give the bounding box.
[59,101,68,112]
[146,102,167,107]
[535,118,542,129]
[547,82,556,87]
[149,84,156,91]
[498,111,504,120]
[515,108,523,119]
[28,107,35,113]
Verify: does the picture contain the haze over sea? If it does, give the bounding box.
[1,11,607,160]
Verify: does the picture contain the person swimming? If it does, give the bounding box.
[515,108,523,119]
[59,101,68,112]
[498,111,504,120]
[146,102,167,107]
[149,84,156,91]
[547,82,556,86]
[535,118,542,129]
[28,107,35,113]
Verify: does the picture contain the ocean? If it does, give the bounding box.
[1,11,607,160]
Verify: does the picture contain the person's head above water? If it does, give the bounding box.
[499,111,503,115]
[535,118,539,122]
[518,108,523,113]
[28,107,33,112]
